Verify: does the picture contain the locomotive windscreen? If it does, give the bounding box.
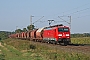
[58,28,69,32]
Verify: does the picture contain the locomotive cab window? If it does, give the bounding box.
[58,28,69,32]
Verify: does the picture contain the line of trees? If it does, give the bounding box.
[15,25,35,33]
[71,33,90,38]
[0,31,12,40]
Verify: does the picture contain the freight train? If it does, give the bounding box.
[9,24,71,45]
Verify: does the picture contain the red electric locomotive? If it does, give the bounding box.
[43,24,71,45]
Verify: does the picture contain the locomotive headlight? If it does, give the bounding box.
[66,34,69,36]
[58,34,62,36]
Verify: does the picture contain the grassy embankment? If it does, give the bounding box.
[0,38,90,60]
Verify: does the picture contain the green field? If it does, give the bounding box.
[0,38,90,60]
[71,37,90,44]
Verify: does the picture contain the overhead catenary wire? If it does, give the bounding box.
[36,4,90,25]
[58,16,70,24]
[45,3,90,17]
[31,3,90,29]
[63,3,90,14]
[53,3,90,20]
[73,14,90,20]
[66,7,90,16]
[33,16,44,24]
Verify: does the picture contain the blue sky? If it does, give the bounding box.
[0,0,90,33]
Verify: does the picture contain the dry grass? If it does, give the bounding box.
[0,38,90,60]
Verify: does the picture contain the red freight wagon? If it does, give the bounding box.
[27,31,31,40]
[23,32,27,39]
[15,33,18,38]
[18,33,21,39]
[19,33,22,38]
[30,29,37,40]
[17,33,20,38]
[43,24,71,45]
[21,32,24,38]
[9,34,17,38]
[36,27,45,41]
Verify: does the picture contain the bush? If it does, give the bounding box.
[0,54,5,60]
[29,44,36,50]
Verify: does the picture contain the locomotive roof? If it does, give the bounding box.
[36,24,69,32]
[45,24,63,28]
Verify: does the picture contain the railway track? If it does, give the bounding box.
[31,41,90,55]
[59,45,90,55]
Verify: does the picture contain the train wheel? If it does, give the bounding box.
[63,39,68,46]
[54,41,57,45]
[47,40,50,44]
